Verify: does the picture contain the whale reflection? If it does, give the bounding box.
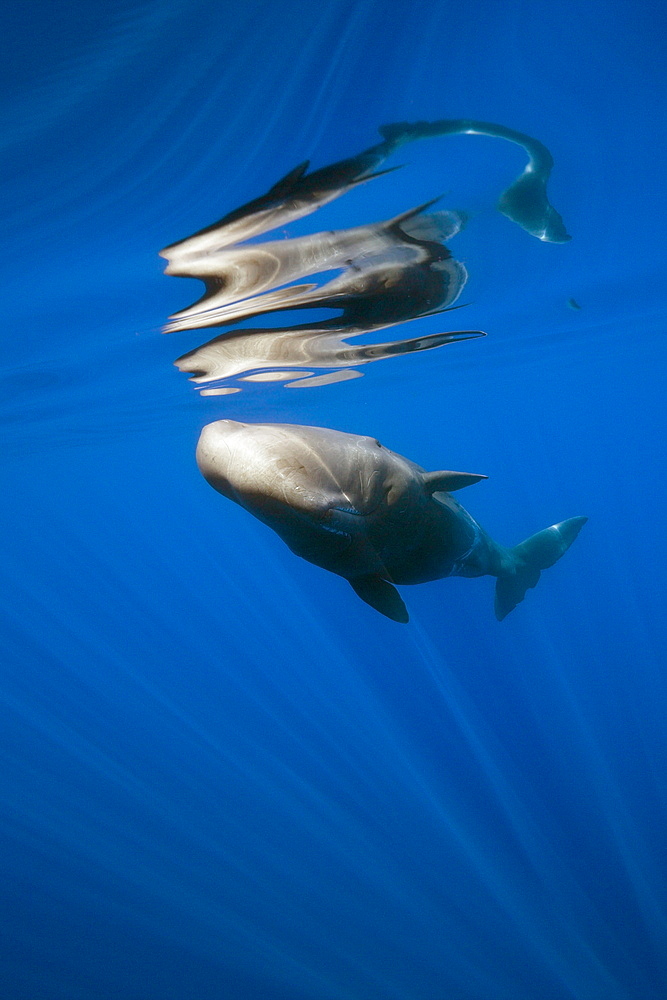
[378,118,571,243]
[161,133,404,266]
[162,203,467,333]
[165,198,483,391]
[175,318,484,392]
[161,118,568,391]
[162,117,569,272]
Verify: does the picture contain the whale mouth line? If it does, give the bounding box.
[329,500,386,518]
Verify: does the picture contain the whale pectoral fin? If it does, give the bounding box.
[423,470,488,492]
[350,575,409,623]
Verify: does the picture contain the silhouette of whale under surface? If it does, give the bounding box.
[196,420,587,623]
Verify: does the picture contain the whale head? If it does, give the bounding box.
[195,419,418,526]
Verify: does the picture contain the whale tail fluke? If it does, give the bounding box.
[494,516,588,621]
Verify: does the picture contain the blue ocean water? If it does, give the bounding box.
[2,1,666,997]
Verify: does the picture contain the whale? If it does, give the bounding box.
[196,420,587,623]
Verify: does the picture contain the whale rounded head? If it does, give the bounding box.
[196,419,308,511]
[195,418,418,520]
[196,419,251,501]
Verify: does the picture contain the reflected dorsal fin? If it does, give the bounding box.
[350,575,409,623]
[386,197,443,229]
[269,160,310,196]
[422,470,487,493]
[348,164,404,186]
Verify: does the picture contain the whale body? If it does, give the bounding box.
[196,420,587,623]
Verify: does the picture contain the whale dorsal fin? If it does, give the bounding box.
[350,575,409,623]
[422,470,487,493]
[269,161,310,196]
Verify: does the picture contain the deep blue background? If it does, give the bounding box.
[2,2,666,998]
